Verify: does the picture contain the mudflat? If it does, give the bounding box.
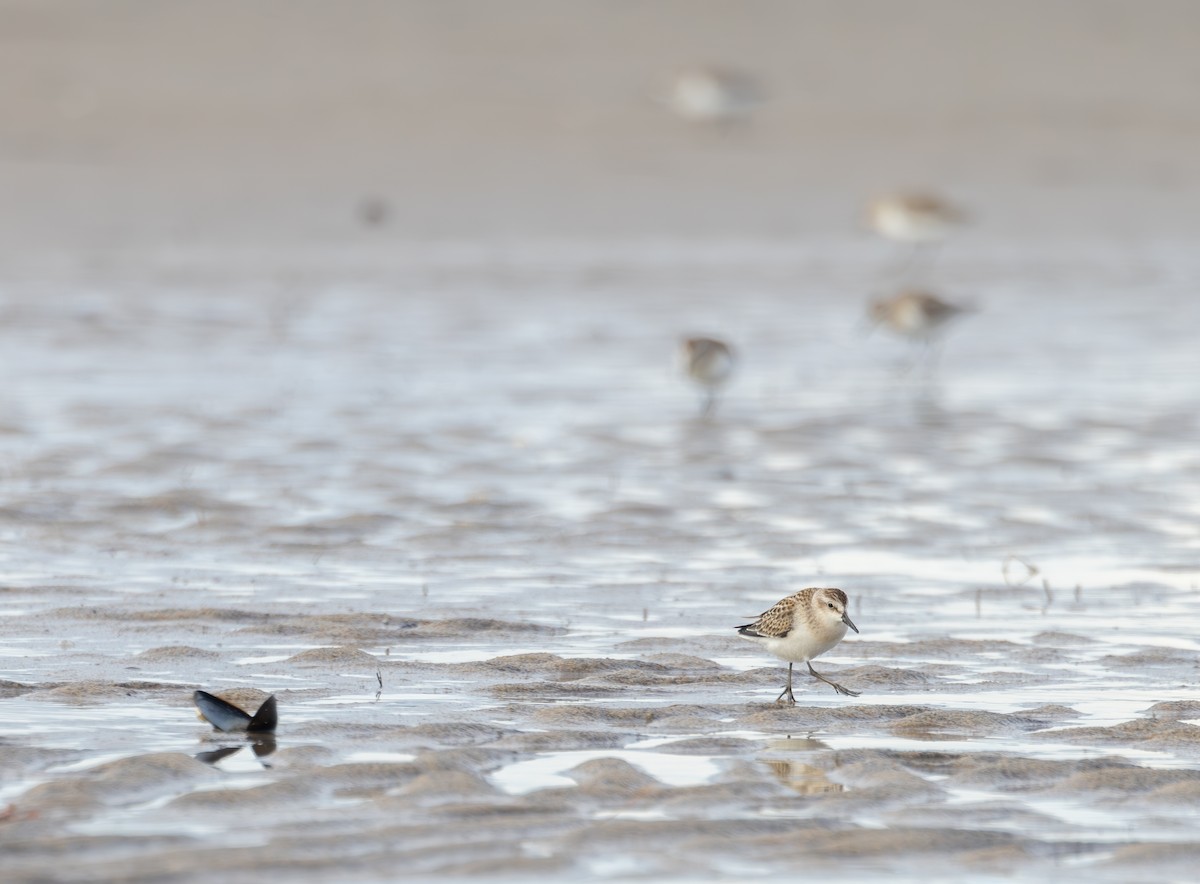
[2,2,1200,881]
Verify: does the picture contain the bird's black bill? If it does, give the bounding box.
[842,612,860,633]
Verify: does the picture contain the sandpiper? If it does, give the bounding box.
[736,587,860,705]
[868,289,972,342]
[867,192,966,245]
[661,66,763,124]
[680,336,735,416]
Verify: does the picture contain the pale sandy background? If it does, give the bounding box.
[2,0,1199,254]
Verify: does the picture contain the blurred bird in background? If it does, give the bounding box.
[680,336,735,417]
[867,289,973,344]
[660,66,764,125]
[867,192,967,247]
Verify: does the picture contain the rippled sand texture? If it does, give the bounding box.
[4,1,1200,882]
[1,244,1199,882]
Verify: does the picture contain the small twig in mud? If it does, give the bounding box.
[375,669,383,701]
[1002,554,1039,587]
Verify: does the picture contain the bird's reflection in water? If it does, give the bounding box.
[912,380,949,429]
[761,736,844,795]
[676,413,738,480]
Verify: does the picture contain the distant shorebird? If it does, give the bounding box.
[680,336,735,417]
[661,67,763,124]
[736,587,860,705]
[868,290,973,343]
[867,193,966,246]
[357,196,390,228]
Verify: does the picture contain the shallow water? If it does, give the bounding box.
[1,240,1199,881]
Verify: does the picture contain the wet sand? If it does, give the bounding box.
[2,246,1199,881]
[5,632,1200,882]
[3,2,1200,882]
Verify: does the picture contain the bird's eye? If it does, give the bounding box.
[827,603,835,609]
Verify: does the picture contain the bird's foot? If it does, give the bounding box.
[809,663,861,698]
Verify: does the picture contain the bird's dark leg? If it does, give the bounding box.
[808,662,860,697]
[774,662,797,706]
[700,387,717,418]
[920,337,945,375]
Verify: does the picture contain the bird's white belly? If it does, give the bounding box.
[694,350,733,386]
[761,622,847,663]
[876,208,951,244]
[891,300,929,334]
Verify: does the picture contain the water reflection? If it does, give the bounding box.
[763,759,843,795]
[911,380,948,428]
[761,736,844,795]
[195,735,277,768]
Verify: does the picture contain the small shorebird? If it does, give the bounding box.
[661,66,763,124]
[867,192,966,246]
[680,336,735,416]
[736,587,860,705]
[357,196,390,228]
[868,289,972,343]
